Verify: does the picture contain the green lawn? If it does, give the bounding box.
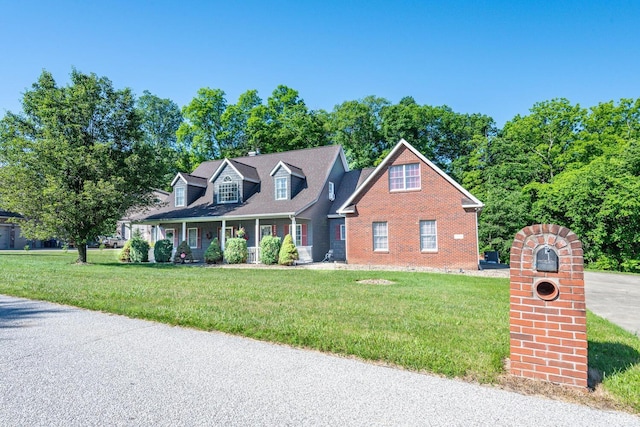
[1,250,639,412]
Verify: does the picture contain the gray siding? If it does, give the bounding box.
[329,218,346,261]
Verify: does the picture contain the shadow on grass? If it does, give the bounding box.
[0,297,69,329]
[588,340,640,386]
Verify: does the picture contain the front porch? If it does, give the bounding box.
[147,215,314,264]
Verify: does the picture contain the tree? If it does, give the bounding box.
[137,90,183,187]
[328,96,389,169]
[176,88,227,170]
[0,69,163,263]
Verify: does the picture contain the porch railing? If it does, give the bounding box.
[246,245,313,264]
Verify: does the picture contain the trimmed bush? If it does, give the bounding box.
[129,238,150,263]
[224,238,248,264]
[278,234,298,266]
[260,235,281,265]
[154,239,173,263]
[204,238,223,264]
[118,240,132,262]
[173,240,193,263]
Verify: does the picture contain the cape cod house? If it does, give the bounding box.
[137,139,484,270]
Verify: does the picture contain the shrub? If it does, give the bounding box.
[173,240,193,263]
[260,235,281,265]
[224,238,247,264]
[153,239,173,263]
[129,238,150,263]
[204,238,223,264]
[278,234,298,266]
[118,240,132,262]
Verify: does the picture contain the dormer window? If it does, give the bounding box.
[175,187,185,207]
[217,176,239,203]
[275,177,287,200]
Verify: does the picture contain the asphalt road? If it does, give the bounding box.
[1,295,638,426]
[585,271,640,336]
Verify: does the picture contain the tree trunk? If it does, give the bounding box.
[76,244,88,264]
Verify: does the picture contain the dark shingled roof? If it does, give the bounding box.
[142,145,345,221]
[182,174,208,187]
[227,159,260,182]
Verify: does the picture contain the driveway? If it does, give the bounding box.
[585,271,640,336]
[1,295,638,426]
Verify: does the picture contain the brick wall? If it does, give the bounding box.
[509,224,587,388]
[345,146,480,270]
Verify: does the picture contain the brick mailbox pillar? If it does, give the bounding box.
[509,224,587,388]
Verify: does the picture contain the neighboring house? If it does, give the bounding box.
[0,210,55,249]
[137,139,484,269]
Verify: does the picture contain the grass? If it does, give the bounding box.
[1,250,639,413]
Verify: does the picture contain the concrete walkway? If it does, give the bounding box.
[585,271,640,336]
[1,295,638,426]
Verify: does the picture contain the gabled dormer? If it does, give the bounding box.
[269,161,306,201]
[209,158,260,204]
[170,173,207,207]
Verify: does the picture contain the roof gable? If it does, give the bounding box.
[337,139,483,214]
[269,161,306,179]
[170,172,208,188]
[209,159,260,184]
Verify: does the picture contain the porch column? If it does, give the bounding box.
[254,218,260,264]
[182,222,186,244]
[291,216,297,245]
[221,219,226,251]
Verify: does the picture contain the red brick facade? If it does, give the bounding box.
[509,224,587,388]
[344,144,481,270]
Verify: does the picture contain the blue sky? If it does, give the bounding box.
[1,1,638,126]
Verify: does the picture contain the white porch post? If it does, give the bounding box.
[221,219,226,251]
[291,216,297,245]
[255,218,260,249]
[182,222,186,244]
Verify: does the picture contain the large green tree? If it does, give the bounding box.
[0,70,163,263]
[176,88,227,170]
[137,90,183,187]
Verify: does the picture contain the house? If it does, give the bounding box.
[138,145,349,263]
[137,139,483,270]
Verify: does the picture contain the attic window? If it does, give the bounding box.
[329,182,335,201]
[275,177,287,200]
[389,164,420,191]
[217,176,239,204]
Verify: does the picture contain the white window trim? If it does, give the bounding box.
[389,163,421,192]
[175,187,185,207]
[328,181,335,201]
[372,222,388,252]
[217,176,239,204]
[275,177,288,200]
[339,224,345,241]
[260,225,273,241]
[187,227,198,249]
[420,220,438,252]
[295,224,303,246]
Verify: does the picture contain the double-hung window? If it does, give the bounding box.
[217,176,238,203]
[187,228,198,248]
[420,220,437,251]
[175,187,185,207]
[372,222,388,251]
[389,164,420,191]
[275,177,287,200]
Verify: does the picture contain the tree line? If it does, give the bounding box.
[1,70,638,270]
